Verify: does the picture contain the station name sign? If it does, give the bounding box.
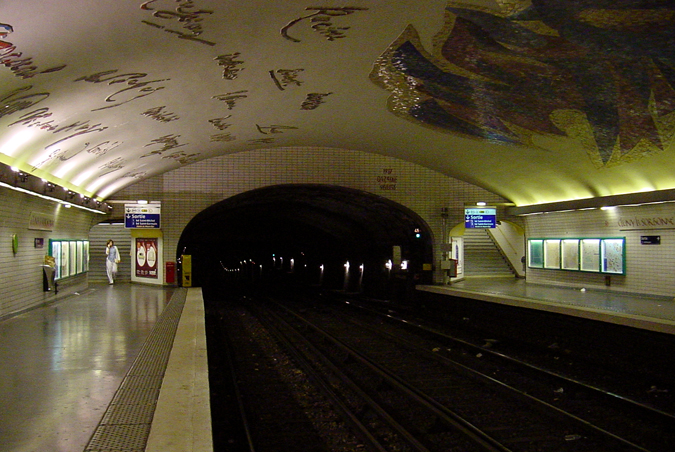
[617,216,675,230]
[465,207,496,229]
[125,203,161,229]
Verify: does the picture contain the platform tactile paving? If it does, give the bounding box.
[83,288,187,452]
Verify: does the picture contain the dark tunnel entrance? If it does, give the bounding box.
[177,184,434,300]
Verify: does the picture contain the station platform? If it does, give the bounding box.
[0,282,212,452]
[3,278,673,452]
[418,278,675,336]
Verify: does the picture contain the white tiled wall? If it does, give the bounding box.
[0,186,100,318]
[113,147,510,283]
[7,145,671,315]
[11,145,670,302]
[525,203,675,297]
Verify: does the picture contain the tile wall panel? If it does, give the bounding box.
[0,186,100,319]
[525,203,675,297]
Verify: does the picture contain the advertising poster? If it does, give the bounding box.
[135,238,158,279]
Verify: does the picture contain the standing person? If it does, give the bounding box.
[105,240,120,285]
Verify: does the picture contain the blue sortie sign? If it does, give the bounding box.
[464,207,496,228]
[124,203,161,229]
[125,213,160,228]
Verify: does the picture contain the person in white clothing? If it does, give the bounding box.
[105,240,120,284]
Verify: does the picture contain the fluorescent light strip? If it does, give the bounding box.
[0,181,108,215]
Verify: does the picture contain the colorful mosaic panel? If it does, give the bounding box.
[371,1,675,168]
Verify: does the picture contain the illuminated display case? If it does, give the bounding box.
[49,239,90,280]
[561,239,580,270]
[601,238,625,274]
[544,239,560,269]
[580,239,600,272]
[528,237,625,275]
[528,239,543,268]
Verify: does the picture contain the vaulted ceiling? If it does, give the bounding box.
[2,1,674,207]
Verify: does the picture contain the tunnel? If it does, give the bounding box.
[177,184,434,299]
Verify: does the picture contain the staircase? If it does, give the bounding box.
[463,229,514,277]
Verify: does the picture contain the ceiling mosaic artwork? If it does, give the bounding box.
[1,1,675,207]
[371,0,675,169]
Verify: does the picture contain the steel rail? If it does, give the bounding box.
[339,310,654,452]
[267,298,514,452]
[347,299,675,422]
[251,303,424,452]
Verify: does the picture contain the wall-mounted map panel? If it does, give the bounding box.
[561,239,579,271]
[580,239,600,272]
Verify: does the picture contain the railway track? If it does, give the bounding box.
[325,295,675,446]
[207,298,366,452]
[206,293,674,451]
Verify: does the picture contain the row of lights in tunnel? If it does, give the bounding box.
[0,163,111,214]
[224,256,408,278]
[226,261,406,294]
[220,223,428,282]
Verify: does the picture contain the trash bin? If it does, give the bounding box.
[42,265,55,291]
[165,261,176,284]
[440,259,458,277]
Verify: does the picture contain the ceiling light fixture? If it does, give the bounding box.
[0,162,109,214]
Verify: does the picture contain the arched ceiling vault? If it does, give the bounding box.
[2,1,675,208]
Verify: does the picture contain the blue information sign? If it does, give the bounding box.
[125,203,161,229]
[125,213,160,229]
[465,207,496,229]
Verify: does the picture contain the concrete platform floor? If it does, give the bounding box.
[0,283,175,452]
[419,277,675,335]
